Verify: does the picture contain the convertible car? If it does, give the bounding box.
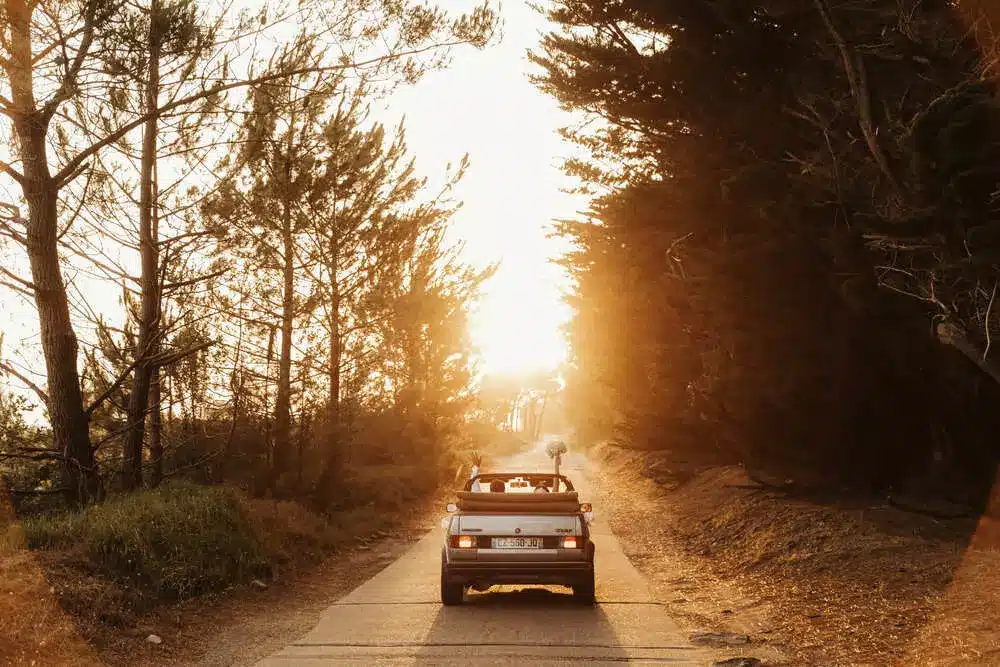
[440,472,596,605]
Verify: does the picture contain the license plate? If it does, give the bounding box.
[491,537,543,549]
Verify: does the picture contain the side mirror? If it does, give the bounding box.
[446,502,458,513]
[579,503,592,512]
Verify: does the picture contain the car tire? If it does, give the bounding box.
[573,568,596,604]
[440,563,464,606]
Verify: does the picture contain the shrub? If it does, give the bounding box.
[22,481,269,599]
[245,498,341,568]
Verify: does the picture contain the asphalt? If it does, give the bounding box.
[257,440,754,666]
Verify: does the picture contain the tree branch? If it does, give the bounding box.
[0,159,25,184]
[53,40,476,187]
[162,268,227,293]
[149,340,215,368]
[0,266,35,292]
[0,362,49,405]
[84,357,140,417]
[812,0,902,196]
[40,1,97,121]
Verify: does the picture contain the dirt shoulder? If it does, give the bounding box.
[590,443,1000,666]
[1,488,442,667]
[98,508,435,667]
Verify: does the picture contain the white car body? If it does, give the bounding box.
[440,472,596,605]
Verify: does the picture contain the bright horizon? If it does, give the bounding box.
[0,0,579,413]
[378,0,581,378]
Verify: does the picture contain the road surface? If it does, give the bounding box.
[258,440,755,665]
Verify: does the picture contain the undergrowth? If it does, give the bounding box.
[20,481,270,599]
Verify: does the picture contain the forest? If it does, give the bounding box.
[0,0,514,512]
[537,0,1000,508]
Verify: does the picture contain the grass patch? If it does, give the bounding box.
[10,468,430,609]
[21,481,269,600]
[247,497,343,569]
[3,447,506,650]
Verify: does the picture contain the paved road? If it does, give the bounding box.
[258,440,746,665]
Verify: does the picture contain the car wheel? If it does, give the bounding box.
[573,568,596,604]
[440,563,464,606]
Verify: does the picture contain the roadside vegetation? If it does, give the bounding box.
[535,2,1000,663]
[539,1,1000,510]
[0,425,528,663]
[594,443,1000,665]
[0,0,559,660]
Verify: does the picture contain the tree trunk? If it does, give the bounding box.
[263,325,275,449]
[149,366,163,486]
[328,232,341,427]
[24,165,98,505]
[271,185,295,486]
[298,358,309,491]
[221,302,245,483]
[8,0,98,505]
[535,393,548,440]
[148,157,163,488]
[122,2,162,490]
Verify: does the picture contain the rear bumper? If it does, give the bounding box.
[443,546,594,586]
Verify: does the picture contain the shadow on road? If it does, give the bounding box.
[411,586,629,664]
[463,586,578,607]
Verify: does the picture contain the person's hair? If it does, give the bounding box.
[489,479,505,493]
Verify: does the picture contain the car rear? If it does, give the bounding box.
[441,508,595,604]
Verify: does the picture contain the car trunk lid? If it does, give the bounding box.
[456,513,580,536]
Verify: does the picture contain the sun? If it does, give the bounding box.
[470,265,570,377]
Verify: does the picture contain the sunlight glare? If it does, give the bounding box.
[471,263,571,376]
[376,0,584,379]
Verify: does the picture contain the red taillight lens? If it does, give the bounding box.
[562,536,579,549]
[453,535,475,548]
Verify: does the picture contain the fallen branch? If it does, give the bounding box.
[887,494,974,520]
[936,320,1000,385]
[5,487,69,496]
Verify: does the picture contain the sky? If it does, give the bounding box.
[377,0,583,377]
[0,0,583,405]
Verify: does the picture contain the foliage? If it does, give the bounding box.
[22,482,268,599]
[0,0,498,505]
[536,0,1000,498]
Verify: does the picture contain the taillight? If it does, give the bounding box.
[562,536,579,549]
[451,535,475,548]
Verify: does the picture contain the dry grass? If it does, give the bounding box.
[0,430,528,665]
[0,487,103,666]
[593,443,1000,666]
[0,477,404,664]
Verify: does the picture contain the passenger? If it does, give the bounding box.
[534,479,550,493]
[489,479,506,493]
